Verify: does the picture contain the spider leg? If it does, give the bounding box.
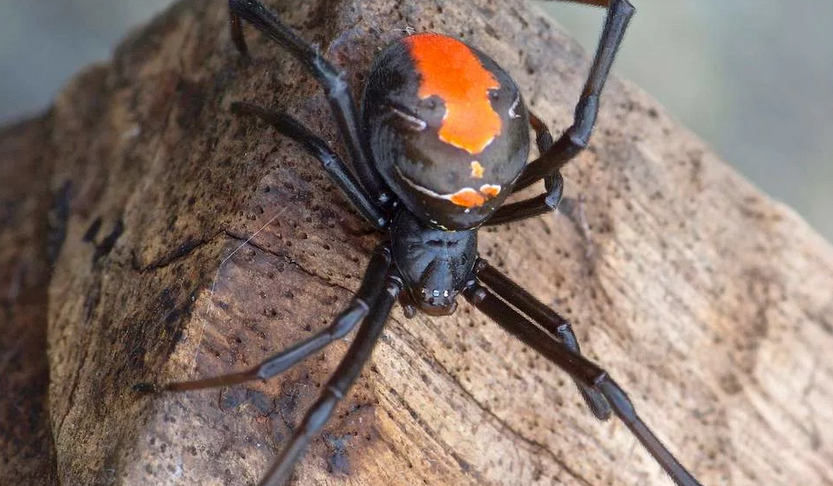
[133,246,392,394]
[231,102,388,229]
[485,175,563,226]
[463,279,702,486]
[515,0,635,191]
[257,275,402,486]
[473,259,610,419]
[487,113,565,226]
[228,0,389,204]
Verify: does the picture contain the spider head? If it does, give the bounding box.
[390,211,476,316]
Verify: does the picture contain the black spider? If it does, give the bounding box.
[136,0,702,485]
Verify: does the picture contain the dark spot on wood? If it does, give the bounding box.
[47,180,72,265]
[93,218,125,264]
[175,78,206,128]
[83,217,103,243]
[324,433,352,475]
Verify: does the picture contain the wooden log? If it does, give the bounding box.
[0,118,59,486]
[2,0,832,485]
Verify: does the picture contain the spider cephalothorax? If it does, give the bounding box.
[135,1,703,486]
[389,210,477,315]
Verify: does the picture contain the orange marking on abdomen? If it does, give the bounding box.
[479,184,500,198]
[470,161,485,178]
[447,185,501,209]
[449,188,487,208]
[405,33,501,154]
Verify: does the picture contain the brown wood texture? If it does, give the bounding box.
[0,118,59,486]
[2,0,832,485]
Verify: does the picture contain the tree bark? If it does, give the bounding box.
[2,0,833,485]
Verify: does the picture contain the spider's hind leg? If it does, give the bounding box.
[227,0,389,204]
[486,113,564,227]
[515,0,635,190]
[231,101,388,230]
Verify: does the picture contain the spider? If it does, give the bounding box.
[136,0,703,485]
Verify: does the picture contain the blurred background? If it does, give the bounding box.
[0,0,830,240]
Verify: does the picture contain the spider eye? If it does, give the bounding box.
[387,103,427,131]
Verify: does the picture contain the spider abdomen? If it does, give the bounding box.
[363,32,531,230]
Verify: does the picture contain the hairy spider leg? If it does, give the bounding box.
[463,278,703,486]
[230,102,389,229]
[133,247,392,394]
[228,0,390,204]
[514,0,635,191]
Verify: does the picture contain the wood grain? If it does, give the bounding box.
[1,0,832,485]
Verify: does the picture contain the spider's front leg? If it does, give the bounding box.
[463,263,703,486]
[134,245,392,394]
[258,275,401,486]
[135,246,402,486]
[473,259,611,420]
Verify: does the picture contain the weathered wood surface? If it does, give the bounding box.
[2,0,833,485]
[0,118,59,485]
